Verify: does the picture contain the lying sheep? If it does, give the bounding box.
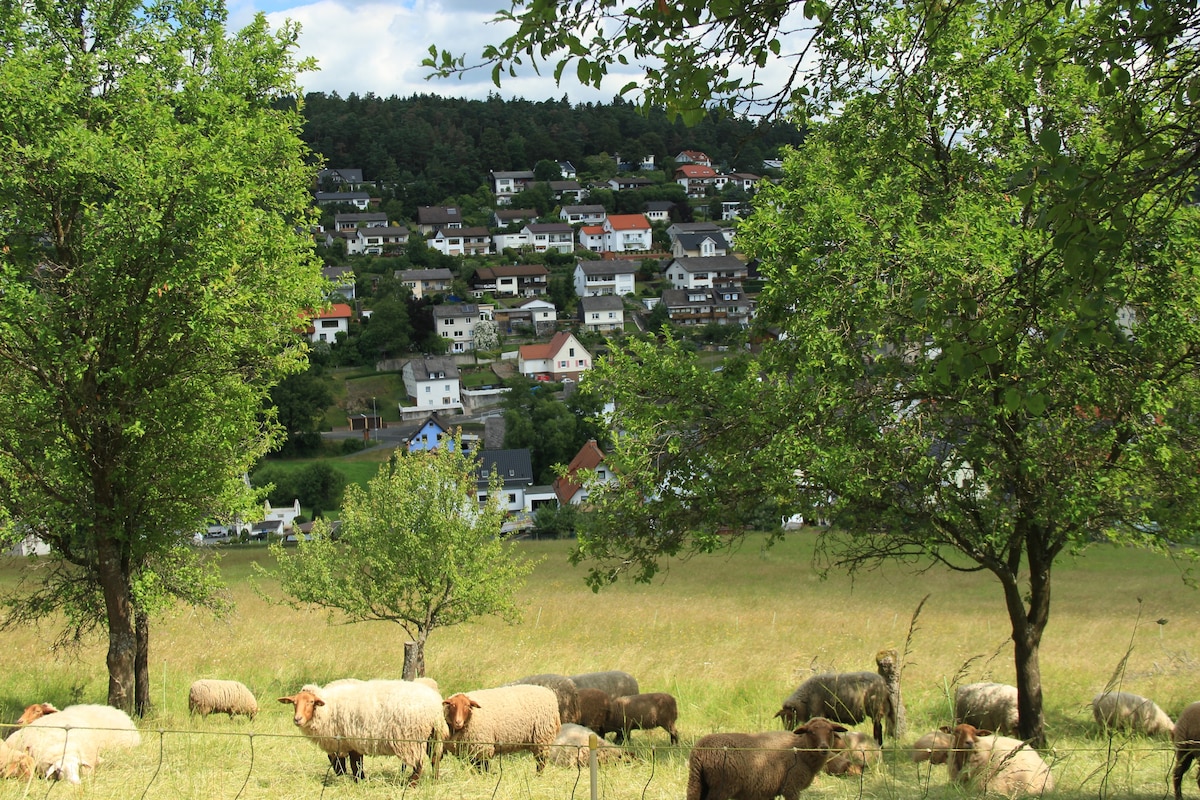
[443,684,561,773]
[278,678,446,784]
[1092,690,1174,737]
[570,670,640,699]
[1,704,141,784]
[602,691,680,745]
[1172,701,1200,800]
[910,729,954,764]
[776,672,893,745]
[549,723,630,768]
[947,723,1055,796]
[577,688,611,731]
[686,717,849,800]
[15,703,57,725]
[508,673,581,725]
[955,682,1019,736]
[824,730,882,776]
[188,679,258,720]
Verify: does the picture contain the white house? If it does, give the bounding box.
[307,303,353,343]
[495,298,557,335]
[432,303,494,353]
[560,205,607,225]
[574,259,638,297]
[428,226,492,256]
[579,295,625,332]
[397,268,454,299]
[402,355,463,413]
[492,230,531,251]
[553,439,614,506]
[349,225,409,255]
[492,170,536,204]
[315,191,370,209]
[522,222,575,253]
[578,224,606,251]
[671,230,730,259]
[663,255,749,290]
[518,331,592,381]
[601,213,653,252]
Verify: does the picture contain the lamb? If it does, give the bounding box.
[910,729,954,764]
[947,723,1056,797]
[602,691,680,745]
[443,684,561,773]
[569,670,640,699]
[685,717,849,800]
[1092,690,1174,737]
[548,723,630,768]
[776,672,893,745]
[1,703,141,784]
[278,678,447,784]
[15,703,58,725]
[824,729,882,776]
[955,682,1020,736]
[577,688,611,731]
[508,673,581,724]
[188,679,259,720]
[1172,701,1200,800]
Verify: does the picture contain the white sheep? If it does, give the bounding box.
[955,682,1020,736]
[188,679,259,720]
[947,723,1056,797]
[15,703,58,725]
[278,678,447,784]
[824,729,882,776]
[1,704,140,784]
[909,729,954,764]
[1092,690,1174,737]
[548,723,630,768]
[685,717,849,800]
[442,684,561,773]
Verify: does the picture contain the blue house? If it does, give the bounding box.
[403,413,452,453]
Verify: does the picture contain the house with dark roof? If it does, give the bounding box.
[493,298,557,335]
[471,264,549,297]
[432,303,494,353]
[560,205,607,225]
[663,255,748,290]
[579,295,625,332]
[315,191,370,209]
[401,356,462,414]
[523,222,574,254]
[415,206,464,235]
[476,449,535,512]
[671,230,730,259]
[549,180,586,203]
[318,167,364,185]
[334,211,388,230]
[397,268,454,299]
[661,285,753,327]
[322,266,356,301]
[573,260,638,297]
[492,208,539,228]
[492,170,536,204]
[428,225,492,256]
[643,200,676,223]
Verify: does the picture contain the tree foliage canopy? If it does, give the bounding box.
[0,0,324,712]
[269,443,538,674]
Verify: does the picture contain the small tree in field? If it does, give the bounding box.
[268,442,538,676]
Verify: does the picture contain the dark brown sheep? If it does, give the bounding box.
[776,672,893,745]
[577,688,611,731]
[602,692,679,745]
[1173,701,1200,800]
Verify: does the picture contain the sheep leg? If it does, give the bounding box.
[872,719,883,747]
[1176,751,1196,800]
[667,724,679,745]
[408,759,424,786]
[328,754,347,776]
[349,751,365,781]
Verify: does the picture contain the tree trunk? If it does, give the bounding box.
[1001,533,1052,747]
[875,647,906,738]
[403,639,425,680]
[135,609,150,717]
[97,535,136,714]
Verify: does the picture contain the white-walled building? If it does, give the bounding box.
[402,355,463,413]
[574,260,638,297]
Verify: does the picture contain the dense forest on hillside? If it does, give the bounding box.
[299,92,804,204]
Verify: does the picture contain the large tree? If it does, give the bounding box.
[564,1,1200,748]
[0,1,325,713]
[269,444,538,677]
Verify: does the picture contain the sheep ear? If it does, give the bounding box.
[773,709,784,719]
[976,729,993,737]
[832,723,849,732]
[938,725,952,733]
[278,696,296,706]
[470,699,482,709]
[314,698,325,707]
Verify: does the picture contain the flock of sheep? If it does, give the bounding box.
[5,668,1200,799]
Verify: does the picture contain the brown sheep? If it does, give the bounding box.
[776,672,893,745]
[824,730,882,776]
[1173,701,1200,800]
[947,723,1055,796]
[686,717,848,800]
[577,688,611,731]
[602,692,679,745]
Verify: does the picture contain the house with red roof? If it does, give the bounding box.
[553,439,613,506]
[675,164,719,197]
[578,224,606,251]
[601,213,653,252]
[306,303,353,343]
[517,331,592,382]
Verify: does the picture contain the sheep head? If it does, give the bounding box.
[278,690,325,727]
[0,742,34,780]
[443,693,481,732]
[947,723,992,774]
[792,717,849,752]
[16,702,58,725]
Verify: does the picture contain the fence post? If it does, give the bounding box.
[402,642,420,680]
[589,732,599,800]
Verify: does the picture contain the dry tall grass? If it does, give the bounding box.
[0,533,1195,799]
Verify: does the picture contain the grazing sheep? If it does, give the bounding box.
[602,691,680,745]
[577,688,611,731]
[824,730,882,776]
[443,684,561,773]
[1,704,140,784]
[549,723,629,768]
[188,679,258,720]
[1172,701,1200,800]
[686,717,849,800]
[570,670,640,699]
[955,682,1020,736]
[508,673,581,725]
[1092,691,1174,737]
[910,729,954,764]
[278,678,447,784]
[947,723,1055,796]
[15,703,58,725]
[776,672,893,745]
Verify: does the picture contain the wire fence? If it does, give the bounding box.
[0,725,1186,800]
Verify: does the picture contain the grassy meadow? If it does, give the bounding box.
[0,533,1196,799]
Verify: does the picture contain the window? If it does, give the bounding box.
[425,386,430,393]
[507,493,517,504]
[569,348,575,357]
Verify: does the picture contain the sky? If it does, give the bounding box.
[228,0,638,104]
